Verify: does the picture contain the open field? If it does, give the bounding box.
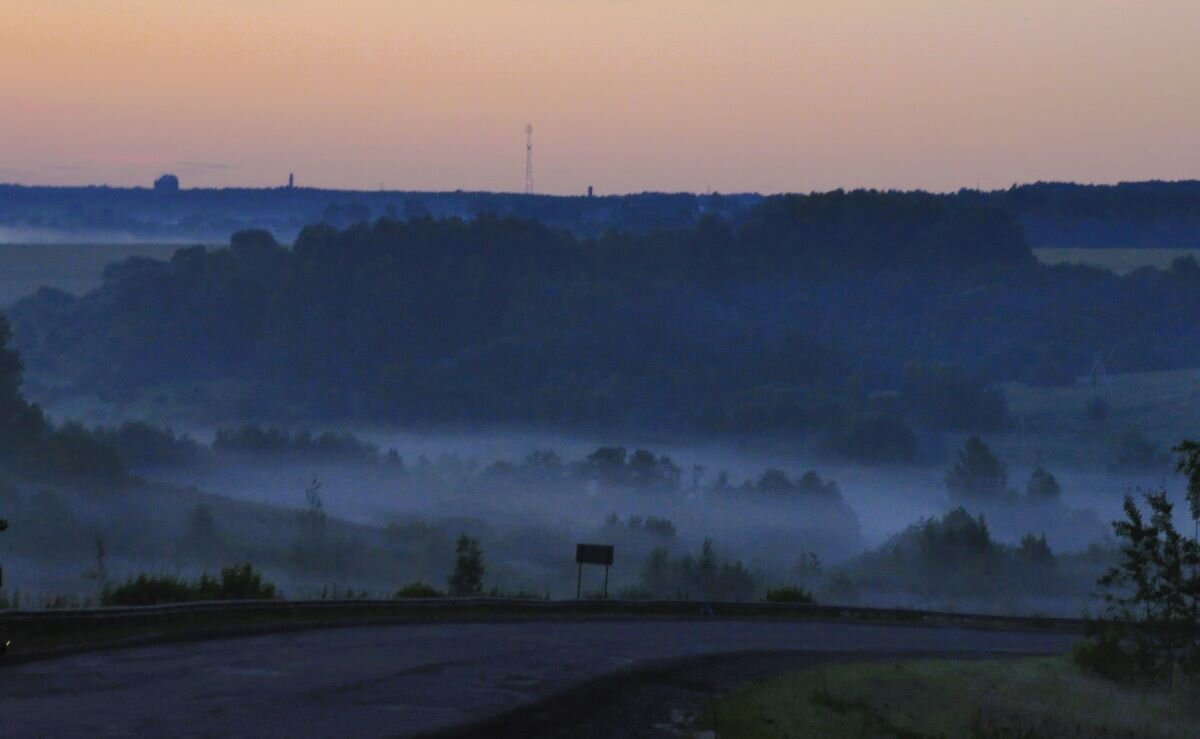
[0,242,194,306]
[1034,247,1200,274]
[707,656,1199,738]
[996,367,1200,471]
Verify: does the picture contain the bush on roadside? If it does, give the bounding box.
[394,582,443,599]
[1072,625,1143,683]
[764,585,816,604]
[101,563,278,606]
[485,587,546,600]
[195,563,278,601]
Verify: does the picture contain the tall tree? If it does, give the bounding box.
[1025,466,1062,502]
[448,535,485,596]
[1099,491,1200,683]
[0,313,45,455]
[1174,440,1200,536]
[945,437,1010,502]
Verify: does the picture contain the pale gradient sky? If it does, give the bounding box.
[3,1,1199,194]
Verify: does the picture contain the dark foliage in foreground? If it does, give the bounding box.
[1076,443,1200,684]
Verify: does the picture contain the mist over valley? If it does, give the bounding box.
[2,188,1198,619]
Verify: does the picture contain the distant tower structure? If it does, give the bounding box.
[288,173,294,189]
[525,124,534,195]
[153,174,180,193]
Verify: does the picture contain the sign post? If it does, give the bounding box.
[0,518,6,589]
[1,518,8,655]
[574,543,614,599]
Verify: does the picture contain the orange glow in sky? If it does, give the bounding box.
[3,1,1199,193]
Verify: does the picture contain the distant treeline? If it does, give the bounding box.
[10,191,1200,456]
[5,180,1200,247]
[0,185,755,242]
[990,180,1200,248]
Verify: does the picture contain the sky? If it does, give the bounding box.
[3,0,1199,194]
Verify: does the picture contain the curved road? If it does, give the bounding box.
[1,619,1077,737]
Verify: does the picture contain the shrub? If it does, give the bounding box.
[1072,625,1141,683]
[101,564,277,606]
[395,582,443,599]
[102,574,195,606]
[196,563,277,600]
[945,436,1013,502]
[764,585,816,604]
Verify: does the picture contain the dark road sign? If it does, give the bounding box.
[575,544,614,566]
[575,543,615,599]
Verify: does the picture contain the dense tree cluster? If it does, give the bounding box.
[848,507,1065,603]
[11,191,1200,457]
[92,421,206,469]
[212,424,388,463]
[0,314,124,484]
[637,539,757,601]
[993,180,1200,248]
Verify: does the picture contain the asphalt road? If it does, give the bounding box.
[0,619,1078,738]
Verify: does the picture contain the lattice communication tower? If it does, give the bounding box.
[525,124,534,195]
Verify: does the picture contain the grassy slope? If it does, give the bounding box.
[707,657,1199,738]
[1022,248,1200,467]
[998,368,1200,468]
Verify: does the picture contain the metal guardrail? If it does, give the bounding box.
[0,597,1092,632]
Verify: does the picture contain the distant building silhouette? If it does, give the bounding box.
[288,173,294,189]
[153,174,180,193]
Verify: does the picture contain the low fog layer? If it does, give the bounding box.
[153,426,1159,552]
[6,414,1172,613]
